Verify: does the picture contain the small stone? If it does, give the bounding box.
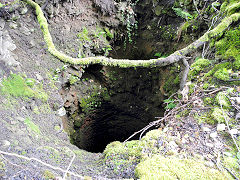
[181,138,187,144]
[184,134,189,138]
[20,26,31,35]
[19,7,28,15]
[205,161,215,167]
[206,143,214,148]
[29,39,36,48]
[231,73,239,78]
[223,152,232,157]
[229,129,238,135]
[16,116,25,122]
[202,127,211,132]
[189,137,195,142]
[210,132,218,138]
[36,73,43,81]
[0,140,10,148]
[235,97,240,105]
[163,127,168,133]
[56,107,66,116]
[169,141,178,149]
[217,124,226,131]
[0,18,5,30]
[10,120,17,125]
[9,22,17,29]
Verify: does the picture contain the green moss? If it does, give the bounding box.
[215,92,231,108]
[202,83,209,89]
[189,58,211,80]
[214,68,230,81]
[0,74,48,101]
[135,155,230,179]
[204,62,231,78]
[223,156,240,179]
[214,24,240,70]
[43,170,55,180]
[24,117,41,134]
[211,107,229,124]
[203,97,212,105]
[195,113,213,124]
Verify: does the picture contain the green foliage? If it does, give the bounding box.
[172,7,193,20]
[223,156,240,179]
[0,74,48,101]
[77,27,90,42]
[154,52,162,58]
[102,46,112,56]
[24,117,41,134]
[104,27,114,39]
[164,99,176,109]
[79,85,109,115]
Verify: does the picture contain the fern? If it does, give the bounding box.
[172,7,193,20]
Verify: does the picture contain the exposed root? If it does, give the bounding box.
[21,0,240,68]
[0,150,83,179]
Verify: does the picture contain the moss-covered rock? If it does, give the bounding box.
[189,58,211,80]
[214,68,230,81]
[135,154,230,179]
[0,73,48,101]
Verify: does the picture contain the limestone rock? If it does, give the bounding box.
[217,124,226,131]
[56,107,66,116]
[210,132,218,138]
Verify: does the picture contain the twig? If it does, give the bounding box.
[220,104,240,153]
[0,150,84,179]
[63,150,76,180]
[180,58,190,90]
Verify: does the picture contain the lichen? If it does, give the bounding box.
[135,155,231,179]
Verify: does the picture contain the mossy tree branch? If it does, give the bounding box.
[22,0,240,68]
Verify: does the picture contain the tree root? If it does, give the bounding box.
[21,0,240,68]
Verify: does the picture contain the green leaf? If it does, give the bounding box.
[154,52,162,57]
[0,3,4,8]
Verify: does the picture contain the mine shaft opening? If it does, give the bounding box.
[65,0,183,153]
[66,60,174,153]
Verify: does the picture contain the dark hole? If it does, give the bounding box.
[67,63,166,153]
